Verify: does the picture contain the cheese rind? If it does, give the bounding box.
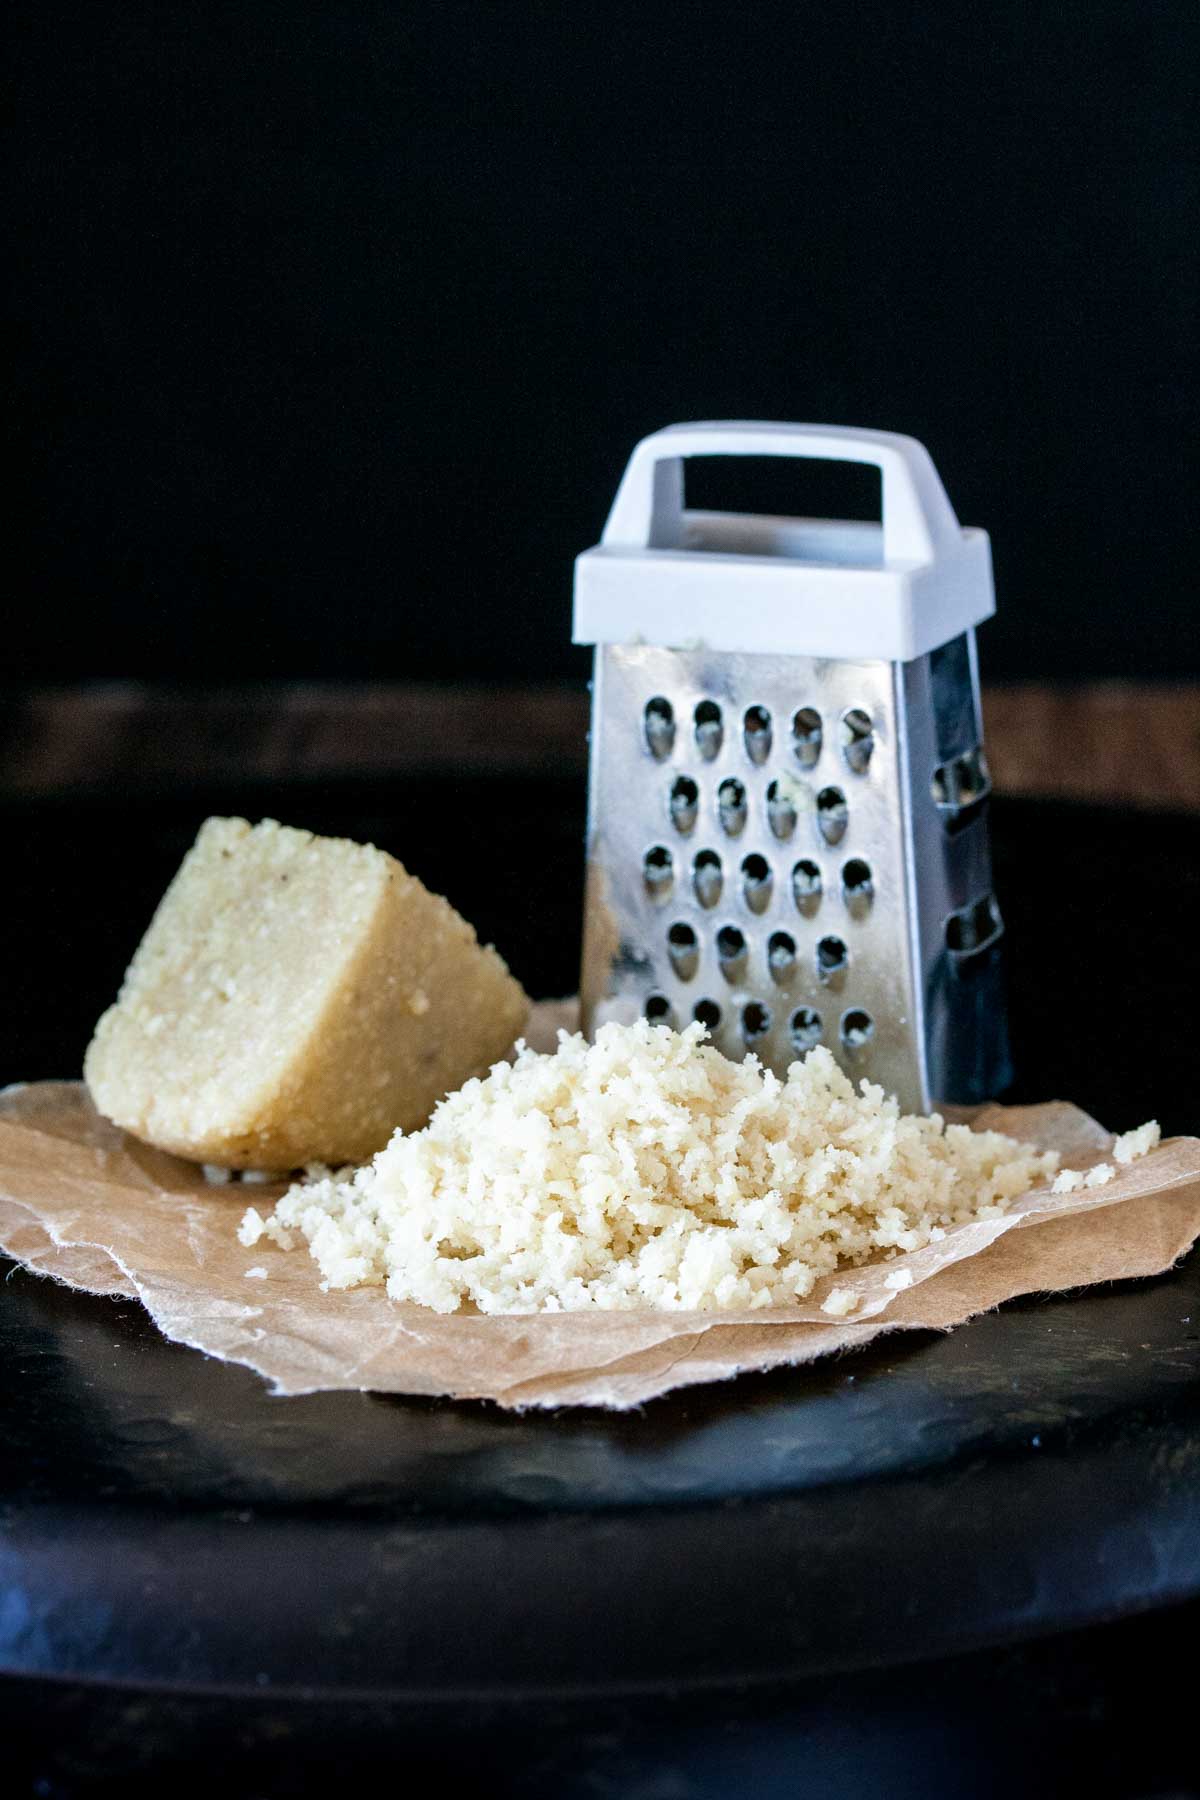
[84,817,529,1167]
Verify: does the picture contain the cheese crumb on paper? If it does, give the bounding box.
[237,1206,295,1252]
[821,1287,861,1317]
[1114,1121,1160,1164]
[238,1208,266,1247]
[1053,1126,1161,1193]
[242,1021,1063,1315]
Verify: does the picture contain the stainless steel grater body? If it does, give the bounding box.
[574,422,1011,1113]
[580,635,1010,1114]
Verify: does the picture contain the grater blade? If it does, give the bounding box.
[581,645,928,1110]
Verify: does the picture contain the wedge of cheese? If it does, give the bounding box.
[84,817,529,1168]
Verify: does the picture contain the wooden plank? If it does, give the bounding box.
[981,684,1200,814]
[2,682,1197,811]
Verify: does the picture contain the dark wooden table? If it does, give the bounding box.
[4,680,1199,811]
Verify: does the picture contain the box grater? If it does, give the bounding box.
[575,422,1011,1114]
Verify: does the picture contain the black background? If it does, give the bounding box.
[9,2,1198,684]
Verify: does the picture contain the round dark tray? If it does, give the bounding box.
[1,783,1197,1699]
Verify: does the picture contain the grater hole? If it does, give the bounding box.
[694,998,722,1034]
[644,697,675,760]
[667,921,700,981]
[742,1001,772,1043]
[816,786,849,846]
[716,924,747,979]
[932,745,991,819]
[743,705,772,765]
[694,699,724,761]
[741,852,773,914]
[817,935,849,984]
[643,844,674,901]
[766,778,798,841]
[717,777,748,836]
[840,708,875,775]
[669,774,700,833]
[768,931,797,984]
[789,1007,823,1055]
[693,848,723,908]
[841,1008,875,1051]
[644,993,673,1024]
[841,857,873,917]
[792,859,823,915]
[945,892,1003,955]
[792,707,823,769]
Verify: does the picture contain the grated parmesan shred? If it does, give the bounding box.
[1113,1120,1161,1164]
[241,1021,1066,1314]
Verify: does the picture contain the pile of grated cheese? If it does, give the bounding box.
[237,1020,1085,1314]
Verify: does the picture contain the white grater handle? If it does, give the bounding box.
[601,422,963,567]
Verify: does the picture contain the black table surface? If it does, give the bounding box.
[2,776,1198,1797]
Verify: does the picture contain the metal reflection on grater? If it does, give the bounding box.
[577,422,1010,1109]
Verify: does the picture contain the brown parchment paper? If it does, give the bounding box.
[2,1001,1199,1409]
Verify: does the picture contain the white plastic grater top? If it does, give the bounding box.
[574,422,1012,1114]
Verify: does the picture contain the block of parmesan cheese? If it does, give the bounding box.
[84,817,529,1169]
